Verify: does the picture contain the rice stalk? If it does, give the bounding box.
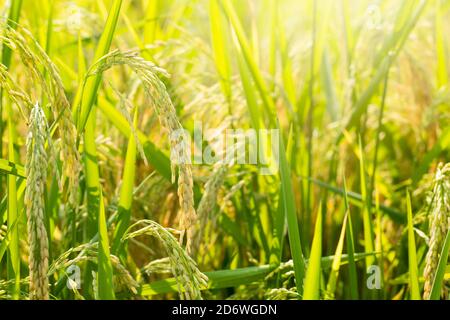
[423,163,450,299]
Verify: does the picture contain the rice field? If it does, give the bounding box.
[0,0,449,301]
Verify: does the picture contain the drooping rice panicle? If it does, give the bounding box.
[266,287,300,300]
[85,49,196,252]
[0,63,33,114]
[48,242,139,295]
[123,220,208,299]
[0,23,80,207]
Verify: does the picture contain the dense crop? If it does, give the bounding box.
[0,0,449,300]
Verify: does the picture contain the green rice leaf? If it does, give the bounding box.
[303,203,323,300]
[406,190,421,300]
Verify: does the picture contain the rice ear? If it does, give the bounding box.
[123,220,208,300]
[423,163,450,299]
[0,22,80,208]
[85,49,197,253]
[25,103,49,300]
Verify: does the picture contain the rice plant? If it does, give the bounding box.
[0,0,449,301]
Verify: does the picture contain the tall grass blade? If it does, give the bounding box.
[209,0,232,105]
[303,202,323,300]
[358,136,375,269]
[220,0,276,127]
[344,176,358,299]
[435,0,448,88]
[278,121,305,295]
[325,212,348,299]
[6,101,20,299]
[112,108,138,256]
[75,0,123,132]
[84,109,115,299]
[406,190,421,300]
